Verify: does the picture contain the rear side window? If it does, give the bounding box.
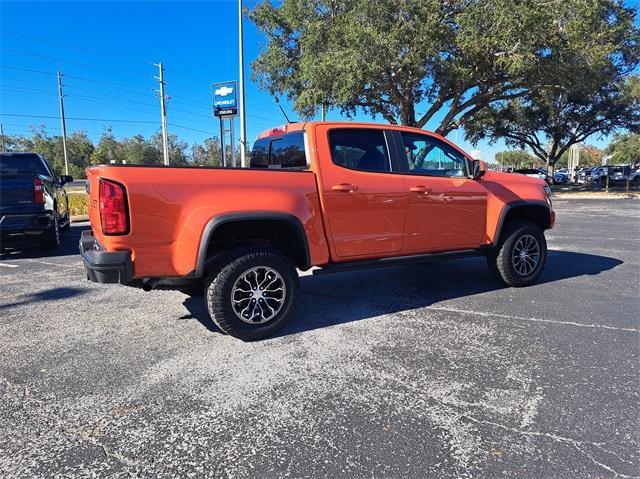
[328,129,391,173]
[250,131,307,169]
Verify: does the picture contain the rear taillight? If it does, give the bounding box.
[33,178,45,204]
[99,178,129,235]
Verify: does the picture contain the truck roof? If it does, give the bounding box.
[257,120,448,139]
[255,121,468,158]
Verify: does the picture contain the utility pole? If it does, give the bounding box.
[57,70,69,175]
[238,0,248,167]
[0,123,5,151]
[321,102,326,121]
[154,62,170,166]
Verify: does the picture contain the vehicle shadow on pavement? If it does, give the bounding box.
[0,223,87,260]
[181,249,623,337]
[0,286,89,312]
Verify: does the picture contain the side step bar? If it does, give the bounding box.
[313,249,484,275]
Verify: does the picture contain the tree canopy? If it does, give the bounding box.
[605,133,640,165]
[249,0,639,140]
[495,150,541,169]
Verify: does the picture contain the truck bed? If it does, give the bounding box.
[86,165,329,278]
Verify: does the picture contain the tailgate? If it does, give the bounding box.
[0,174,35,213]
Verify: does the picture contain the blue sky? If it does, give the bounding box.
[0,0,630,162]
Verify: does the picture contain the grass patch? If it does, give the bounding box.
[68,192,88,216]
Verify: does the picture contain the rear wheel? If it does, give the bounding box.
[205,246,299,341]
[41,214,61,249]
[487,220,546,287]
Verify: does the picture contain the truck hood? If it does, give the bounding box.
[483,170,547,187]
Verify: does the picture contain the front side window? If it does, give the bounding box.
[329,129,391,173]
[400,132,467,177]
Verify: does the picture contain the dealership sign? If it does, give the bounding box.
[212,81,238,117]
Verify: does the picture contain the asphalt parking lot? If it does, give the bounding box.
[1,198,638,478]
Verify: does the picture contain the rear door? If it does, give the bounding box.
[315,126,405,258]
[391,130,487,252]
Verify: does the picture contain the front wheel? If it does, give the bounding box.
[205,246,299,341]
[487,221,547,287]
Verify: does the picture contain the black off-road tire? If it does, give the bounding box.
[205,246,299,341]
[41,214,61,249]
[61,212,71,231]
[487,220,547,287]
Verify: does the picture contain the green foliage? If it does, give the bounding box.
[556,145,604,168]
[495,150,541,169]
[463,1,640,168]
[2,127,226,177]
[605,133,640,165]
[249,0,638,138]
[67,193,88,217]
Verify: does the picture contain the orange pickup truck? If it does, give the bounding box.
[80,122,555,340]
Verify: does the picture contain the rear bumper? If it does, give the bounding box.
[79,230,133,284]
[0,213,52,235]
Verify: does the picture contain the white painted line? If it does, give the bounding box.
[0,263,18,268]
[427,305,639,333]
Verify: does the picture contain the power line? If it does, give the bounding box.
[1,86,57,96]
[64,86,158,107]
[0,64,56,76]
[0,30,150,65]
[168,123,214,135]
[65,74,152,92]
[1,48,146,78]
[0,113,157,124]
[164,68,211,85]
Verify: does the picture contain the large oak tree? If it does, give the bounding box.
[249,0,639,139]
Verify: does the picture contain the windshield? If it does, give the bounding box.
[0,154,50,176]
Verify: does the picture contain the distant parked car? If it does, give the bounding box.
[591,166,608,182]
[630,169,640,186]
[575,167,594,183]
[608,166,631,183]
[0,152,72,249]
[514,168,552,185]
[553,171,569,184]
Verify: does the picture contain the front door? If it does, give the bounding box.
[393,130,487,253]
[315,126,405,259]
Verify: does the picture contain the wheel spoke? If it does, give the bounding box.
[231,266,286,324]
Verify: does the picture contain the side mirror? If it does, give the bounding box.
[60,175,73,185]
[471,159,486,179]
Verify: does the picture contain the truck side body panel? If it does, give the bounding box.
[86,166,330,278]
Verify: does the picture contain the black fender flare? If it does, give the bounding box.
[193,211,311,277]
[492,200,551,247]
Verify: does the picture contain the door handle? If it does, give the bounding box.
[409,185,432,194]
[332,183,359,192]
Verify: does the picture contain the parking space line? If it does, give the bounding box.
[23,259,82,269]
[0,263,18,268]
[427,305,639,333]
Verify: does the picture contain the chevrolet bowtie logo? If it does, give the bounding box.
[215,86,234,96]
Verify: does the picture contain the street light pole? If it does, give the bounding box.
[238,0,248,167]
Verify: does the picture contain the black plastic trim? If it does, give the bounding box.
[313,249,483,275]
[79,230,133,284]
[492,200,552,247]
[194,212,311,277]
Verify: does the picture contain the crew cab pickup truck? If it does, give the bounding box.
[1,152,72,249]
[80,122,555,341]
